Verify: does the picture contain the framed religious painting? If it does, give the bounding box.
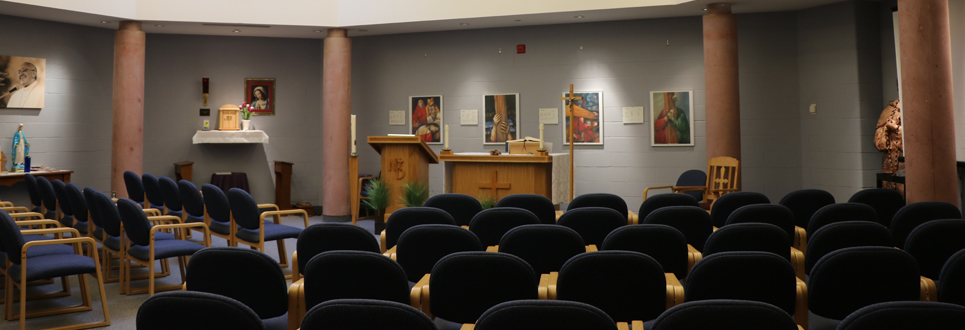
[561,91,603,145]
[244,78,275,116]
[650,91,694,147]
[0,55,46,109]
[483,93,520,145]
[409,95,443,144]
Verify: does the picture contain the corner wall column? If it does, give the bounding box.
[322,28,352,216]
[111,21,145,197]
[898,0,958,205]
[703,3,742,187]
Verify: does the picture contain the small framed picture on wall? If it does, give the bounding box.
[562,91,603,146]
[409,95,443,144]
[483,93,520,145]
[650,91,694,147]
[244,78,275,116]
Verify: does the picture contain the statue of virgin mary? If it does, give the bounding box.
[12,124,28,172]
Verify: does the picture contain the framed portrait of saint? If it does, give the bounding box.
[561,91,603,145]
[244,78,275,116]
[650,91,694,147]
[0,55,46,109]
[409,95,443,144]
[483,93,519,145]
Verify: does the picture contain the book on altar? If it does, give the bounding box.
[508,137,552,155]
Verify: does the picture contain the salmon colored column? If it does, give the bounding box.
[898,0,958,205]
[111,21,145,198]
[703,3,742,187]
[322,28,351,216]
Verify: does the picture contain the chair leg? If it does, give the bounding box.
[148,258,155,296]
[276,239,288,268]
[78,273,91,309]
[19,273,27,330]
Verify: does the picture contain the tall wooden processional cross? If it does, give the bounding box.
[560,84,582,201]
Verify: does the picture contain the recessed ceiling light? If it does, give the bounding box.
[313,30,323,33]
[574,15,585,19]
[100,20,110,24]
[154,24,164,27]
[459,23,470,26]
[232,29,241,33]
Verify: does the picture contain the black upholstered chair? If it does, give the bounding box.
[642,205,712,252]
[137,291,264,330]
[300,299,436,330]
[643,169,707,201]
[117,198,208,295]
[808,247,923,328]
[474,300,618,330]
[555,251,679,323]
[35,176,59,220]
[51,179,74,228]
[498,224,586,275]
[227,188,309,270]
[637,193,700,224]
[185,247,289,330]
[396,224,483,283]
[88,188,152,287]
[939,249,965,307]
[602,224,689,279]
[568,193,630,222]
[425,193,483,227]
[779,188,835,229]
[848,188,906,228]
[381,206,456,253]
[496,194,557,224]
[22,173,43,213]
[178,180,206,237]
[556,207,625,246]
[0,209,110,330]
[201,184,234,245]
[702,223,793,266]
[837,301,965,330]
[807,203,879,241]
[158,176,184,218]
[427,251,538,328]
[469,207,541,247]
[650,299,798,330]
[64,183,90,236]
[124,170,147,208]
[292,223,381,281]
[725,204,795,242]
[142,173,165,210]
[685,251,805,327]
[890,201,962,249]
[708,191,769,228]
[805,221,892,276]
[905,219,965,280]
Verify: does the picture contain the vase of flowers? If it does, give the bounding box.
[239,102,254,130]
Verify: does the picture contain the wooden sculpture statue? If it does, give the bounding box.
[875,99,903,192]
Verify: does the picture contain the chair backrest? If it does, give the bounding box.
[837,301,965,330]
[384,206,456,248]
[83,187,105,229]
[303,251,410,310]
[702,223,790,261]
[201,184,231,223]
[495,194,557,224]
[891,201,962,249]
[779,189,835,229]
[35,176,57,211]
[602,224,689,280]
[158,176,183,212]
[64,183,88,223]
[185,247,289,319]
[296,223,381,276]
[705,156,739,202]
[22,173,42,207]
[424,193,483,227]
[474,300,618,330]
[117,198,158,246]
[805,221,892,275]
[137,291,265,330]
[808,246,921,320]
[557,251,667,322]
[124,170,145,203]
[848,188,906,228]
[300,299,436,330]
[724,204,795,242]
[226,188,264,230]
[675,169,707,201]
[650,299,799,330]
[51,179,73,217]
[397,224,483,282]
[568,193,629,220]
[905,219,965,280]
[142,173,165,208]
[939,249,965,307]
[499,224,585,275]
[0,210,26,262]
[642,205,713,251]
[429,251,538,323]
[178,180,205,218]
[685,251,796,315]
[469,207,541,247]
[90,189,124,238]
[638,193,699,221]
[807,203,879,240]
[556,207,626,246]
[709,191,769,228]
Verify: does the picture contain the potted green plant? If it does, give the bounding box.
[399,181,429,207]
[239,102,254,130]
[478,194,498,210]
[361,178,391,231]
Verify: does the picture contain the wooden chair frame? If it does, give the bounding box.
[122,216,209,296]
[230,204,308,272]
[640,157,739,210]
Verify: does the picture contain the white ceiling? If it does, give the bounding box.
[0,0,848,39]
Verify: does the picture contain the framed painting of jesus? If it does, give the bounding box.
[650,91,694,147]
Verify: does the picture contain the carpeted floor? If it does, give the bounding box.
[7,215,377,329]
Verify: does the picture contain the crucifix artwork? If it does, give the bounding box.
[560,84,582,201]
[479,171,511,197]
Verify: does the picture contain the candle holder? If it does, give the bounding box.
[440,149,453,155]
[351,152,358,157]
[536,149,549,156]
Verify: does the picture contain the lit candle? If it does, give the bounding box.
[445,124,450,150]
[539,123,544,150]
[351,115,357,154]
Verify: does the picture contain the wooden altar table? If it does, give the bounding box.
[441,153,569,204]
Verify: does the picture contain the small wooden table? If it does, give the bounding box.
[0,170,72,186]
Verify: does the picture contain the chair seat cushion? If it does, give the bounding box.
[262,312,288,330]
[166,209,183,218]
[7,254,97,282]
[93,227,104,241]
[103,236,121,251]
[0,242,75,269]
[154,231,176,241]
[73,221,89,234]
[43,210,56,219]
[59,214,74,228]
[185,213,205,223]
[31,205,42,213]
[23,234,50,242]
[236,223,302,243]
[128,239,205,261]
[209,220,232,235]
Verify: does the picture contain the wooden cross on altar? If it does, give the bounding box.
[479,171,511,197]
[560,84,582,201]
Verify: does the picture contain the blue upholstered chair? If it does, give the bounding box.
[556,207,626,247]
[158,176,184,219]
[142,173,165,210]
[395,224,483,284]
[22,173,43,213]
[201,184,235,245]
[642,169,707,201]
[848,188,906,228]
[469,207,541,247]
[51,179,74,229]
[381,206,456,253]
[602,224,689,279]
[124,170,147,208]
[0,206,70,306]
[227,188,308,271]
[292,223,381,281]
[300,299,435,330]
[137,291,264,330]
[495,194,557,225]
[474,300,618,330]
[498,224,586,275]
[890,201,962,249]
[425,193,483,227]
[837,301,965,330]
[177,180,206,239]
[568,193,630,223]
[35,176,59,220]
[637,193,700,225]
[63,182,90,236]
[650,300,798,330]
[91,190,175,291]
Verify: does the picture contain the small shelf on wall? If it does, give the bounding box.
[192,130,269,144]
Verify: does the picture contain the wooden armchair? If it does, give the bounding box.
[641,157,739,210]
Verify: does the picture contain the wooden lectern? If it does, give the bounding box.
[174,161,194,182]
[368,136,439,215]
[274,160,293,210]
